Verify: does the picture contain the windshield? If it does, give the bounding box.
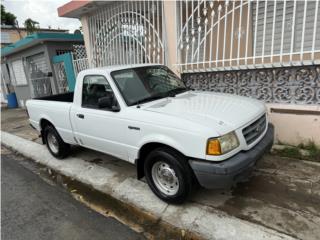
[111,66,188,106]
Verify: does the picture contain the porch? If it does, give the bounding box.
[57,0,320,146]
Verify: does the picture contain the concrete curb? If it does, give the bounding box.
[1,131,296,240]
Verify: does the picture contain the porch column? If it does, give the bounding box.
[163,0,179,75]
[80,15,93,67]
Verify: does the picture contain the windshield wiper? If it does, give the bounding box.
[132,87,189,107]
[167,87,189,96]
[131,93,167,106]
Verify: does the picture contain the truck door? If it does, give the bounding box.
[70,75,127,160]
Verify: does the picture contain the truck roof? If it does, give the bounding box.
[80,63,163,75]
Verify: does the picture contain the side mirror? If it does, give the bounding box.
[98,96,112,109]
[98,96,120,112]
[111,105,120,112]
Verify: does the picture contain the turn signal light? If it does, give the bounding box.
[206,139,221,155]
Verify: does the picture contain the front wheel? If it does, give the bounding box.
[44,125,70,159]
[144,147,194,204]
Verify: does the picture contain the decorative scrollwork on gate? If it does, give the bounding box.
[88,1,165,67]
[182,65,320,105]
[177,0,320,73]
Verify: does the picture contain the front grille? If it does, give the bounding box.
[242,114,266,145]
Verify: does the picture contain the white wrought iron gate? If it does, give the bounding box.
[87,1,166,67]
[176,0,320,73]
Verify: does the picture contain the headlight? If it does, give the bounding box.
[206,131,239,155]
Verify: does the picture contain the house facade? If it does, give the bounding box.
[57,0,320,146]
[0,25,68,48]
[1,32,84,107]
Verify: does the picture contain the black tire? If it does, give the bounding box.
[44,125,70,159]
[144,147,193,204]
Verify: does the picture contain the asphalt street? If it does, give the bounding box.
[1,148,144,240]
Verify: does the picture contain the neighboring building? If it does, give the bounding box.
[0,25,68,48]
[1,32,84,107]
[57,1,320,145]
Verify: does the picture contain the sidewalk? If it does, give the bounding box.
[2,107,320,240]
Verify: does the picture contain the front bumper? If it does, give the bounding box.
[189,123,274,189]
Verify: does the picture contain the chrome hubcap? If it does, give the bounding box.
[151,161,179,196]
[47,132,59,154]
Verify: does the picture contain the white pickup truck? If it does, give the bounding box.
[27,64,274,203]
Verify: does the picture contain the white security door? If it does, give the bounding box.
[26,53,53,98]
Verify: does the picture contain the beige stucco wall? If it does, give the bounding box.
[1,29,27,48]
[8,30,27,43]
[267,103,320,146]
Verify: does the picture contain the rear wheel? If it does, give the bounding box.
[144,147,193,204]
[44,125,70,159]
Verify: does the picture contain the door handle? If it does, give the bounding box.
[76,113,84,119]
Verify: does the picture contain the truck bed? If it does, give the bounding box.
[27,92,75,144]
[35,92,74,102]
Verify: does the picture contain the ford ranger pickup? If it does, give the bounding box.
[26,64,274,203]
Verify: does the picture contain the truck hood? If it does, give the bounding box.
[143,91,266,135]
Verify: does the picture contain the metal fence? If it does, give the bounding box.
[52,61,69,93]
[177,0,320,73]
[87,1,165,67]
[73,57,89,76]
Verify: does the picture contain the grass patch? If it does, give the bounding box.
[274,147,302,159]
[274,141,320,162]
[298,141,320,162]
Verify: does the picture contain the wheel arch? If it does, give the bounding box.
[39,118,55,144]
[136,142,187,179]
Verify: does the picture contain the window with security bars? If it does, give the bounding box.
[11,59,28,86]
[252,1,320,56]
[26,53,49,80]
[26,53,52,98]
[56,49,71,55]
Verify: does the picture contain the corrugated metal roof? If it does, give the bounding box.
[1,32,83,57]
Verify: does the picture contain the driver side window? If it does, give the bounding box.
[82,75,116,109]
